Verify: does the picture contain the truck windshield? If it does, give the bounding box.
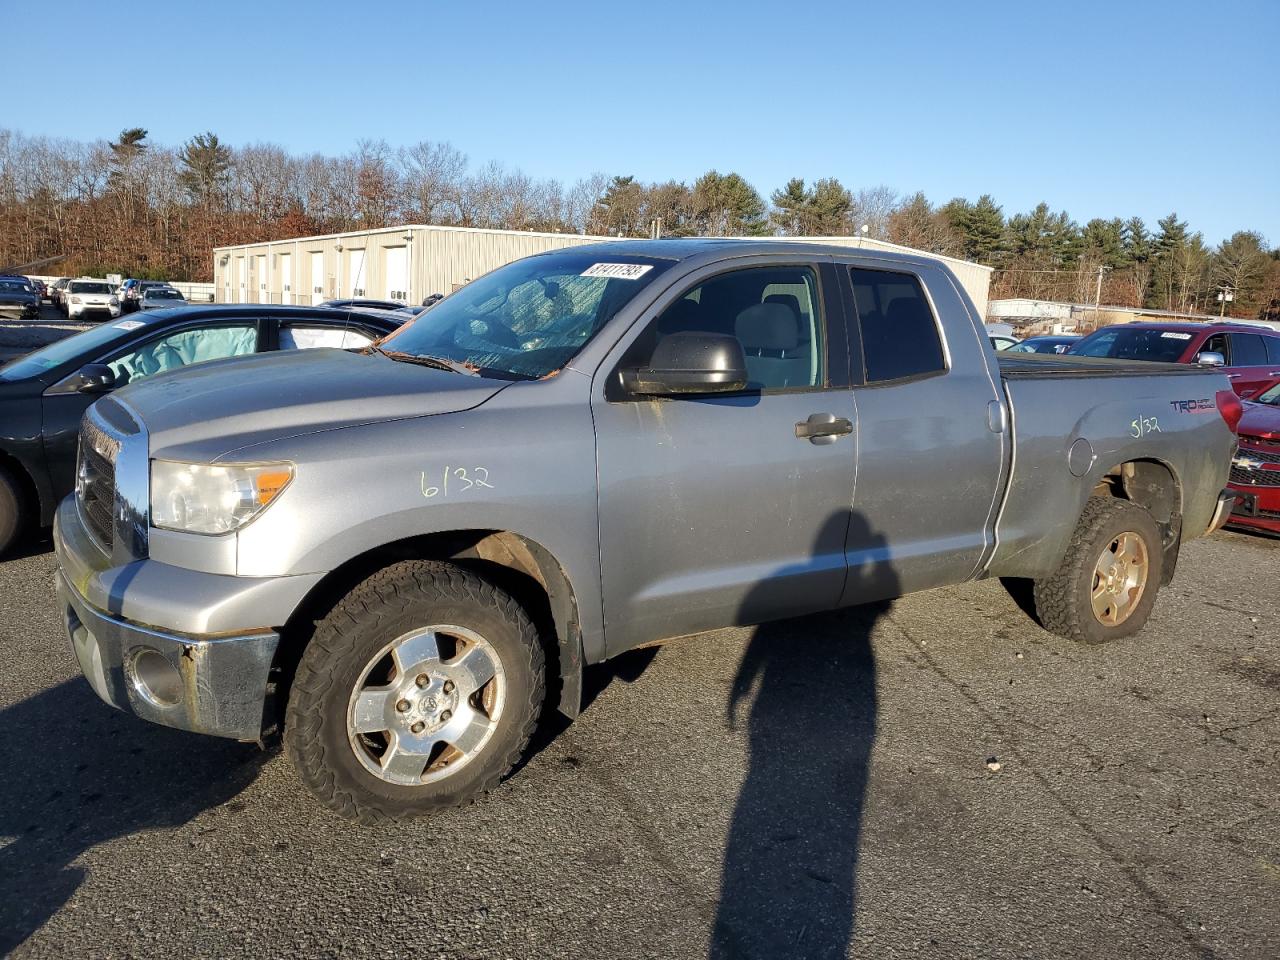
[1257,382,1280,405]
[375,252,671,379]
[1068,328,1192,363]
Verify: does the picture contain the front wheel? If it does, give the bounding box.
[285,560,545,823]
[1033,496,1164,645]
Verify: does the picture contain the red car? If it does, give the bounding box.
[1227,381,1280,536]
[1070,321,1280,400]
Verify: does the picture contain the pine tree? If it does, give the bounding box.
[770,178,809,235]
[177,132,233,207]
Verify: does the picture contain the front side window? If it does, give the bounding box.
[1267,336,1280,365]
[849,268,945,383]
[376,252,671,379]
[107,324,257,385]
[642,266,825,392]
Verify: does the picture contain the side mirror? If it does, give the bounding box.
[1196,351,1226,367]
[620,332,749,396]
[76,363,117,393]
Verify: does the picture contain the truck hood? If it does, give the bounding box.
[1237,400,1280,440]
[112,347,512,458]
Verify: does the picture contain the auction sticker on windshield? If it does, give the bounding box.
[1160,332,1193,339]
[113,320,145,331]
[581,263,654,280]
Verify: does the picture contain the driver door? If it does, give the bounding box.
[592,261,855,656]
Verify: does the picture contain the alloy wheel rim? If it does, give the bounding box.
[346,624,505,786]
[1090,531,1149,626]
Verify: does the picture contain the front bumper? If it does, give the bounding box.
[54,495,321,740]
[56,569,278,740]
[1226,483,1280,536]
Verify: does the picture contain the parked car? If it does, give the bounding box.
[0,305,403,555]
[138,286,187,310]
[49,278,71,311]
[119,279,173,311]
[50,240,1238,822]
[28,278,47,300]
[0,276,41,320]
[1069,322,1280,399]
[64,279,121,321]
[321,297,407,311]
[1005,335,1081,355]
[1226,380,1280,537]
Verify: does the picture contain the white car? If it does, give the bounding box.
[138,286,188,310]
[65,279,121,321]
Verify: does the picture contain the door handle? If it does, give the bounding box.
[1227,373,1242,378]
[1269,371,1280,376]
[795,412,853,444]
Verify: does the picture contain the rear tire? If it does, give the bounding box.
[1033,496,1164,645]
[0,466,28,557]
[285,560,545,823]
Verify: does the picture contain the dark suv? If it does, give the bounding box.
[1069,322,1280,400]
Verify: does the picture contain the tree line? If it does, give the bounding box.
[1,127,1276,319]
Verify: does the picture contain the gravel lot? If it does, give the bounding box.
[0,525,1276,959]
[0,304,91,363]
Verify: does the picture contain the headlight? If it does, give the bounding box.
[109,296,119,305]
[151,460,293,535]
[70,296,81,304]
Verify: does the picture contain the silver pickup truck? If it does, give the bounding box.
[54,240,1239,822]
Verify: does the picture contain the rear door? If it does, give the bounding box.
[838,261,1007,600]
[1227,332,1274,399]
[593,259,855,654]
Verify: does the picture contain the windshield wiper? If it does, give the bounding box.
[375,347,480,377]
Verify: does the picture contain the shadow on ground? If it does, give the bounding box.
[0,679,264,954]
[710,511,894,959]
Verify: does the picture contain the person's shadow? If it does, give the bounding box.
[0,679,265,954]
[711,511,897,960]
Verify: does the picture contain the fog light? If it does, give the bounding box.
[128,648,184,707]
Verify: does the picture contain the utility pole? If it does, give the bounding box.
[1217,285,1234,317]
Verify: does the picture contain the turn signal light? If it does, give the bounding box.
[1215,390,1243,433]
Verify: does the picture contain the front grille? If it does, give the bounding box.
[77,418,120,549]
[1231,441,1280,488]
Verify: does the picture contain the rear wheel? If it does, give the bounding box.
[285,560,545,823]
[1033,496,1164,644]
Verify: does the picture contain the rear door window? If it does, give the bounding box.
[848,268,945,383]
[1265,335,1280,365]
[1229,333,1268,366]
[280,323,377,350]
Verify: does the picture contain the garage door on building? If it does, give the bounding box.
[384,246,408,303]
[237,257,247,303]
[310,252,324,304]
[347,249,367,297]
[279,252,292,304]
[255,255,267,302]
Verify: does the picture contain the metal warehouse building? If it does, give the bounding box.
[212,226,993,316]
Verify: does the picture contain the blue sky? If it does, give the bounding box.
[9,0,1277,245]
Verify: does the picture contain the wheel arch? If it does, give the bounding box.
[274,529,584,728]
[1092,457,1183,584]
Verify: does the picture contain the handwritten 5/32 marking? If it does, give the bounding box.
[421,466,494,498]
[1129,415,1161,439]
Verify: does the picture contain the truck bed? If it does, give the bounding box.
[997,353,1210,379]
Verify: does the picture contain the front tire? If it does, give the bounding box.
[0,465,28,557]
[1033,496,1164,644]
[285,561,545,823]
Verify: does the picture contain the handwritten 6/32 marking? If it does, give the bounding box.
[421,466,494,498]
